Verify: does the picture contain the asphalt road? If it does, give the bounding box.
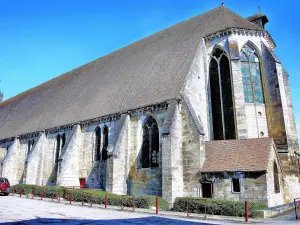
[0,196,216,225]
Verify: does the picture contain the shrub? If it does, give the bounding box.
[64,188,169,210]
[173,197,267,218]
[11,184,170,210]
[12,184,64,199]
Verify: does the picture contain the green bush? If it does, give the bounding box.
[11,184,170,210]
[64,188,169,210]
[12,184,64,199]
[173,197,267,218]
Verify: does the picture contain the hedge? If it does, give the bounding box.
[11,184,64,199]
[173,197,267,218]
[11,184,169,210]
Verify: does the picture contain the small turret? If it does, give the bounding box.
[247,12,269,29]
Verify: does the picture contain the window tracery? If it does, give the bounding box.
[209,48,236,140]
[240,44,264,104]
[141,116,159,168]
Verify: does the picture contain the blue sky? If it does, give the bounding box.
[1,0,300,140]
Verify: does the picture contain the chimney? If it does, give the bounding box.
[0,91,3,103]
[247,13,269,29]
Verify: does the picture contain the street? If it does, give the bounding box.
[1,196,299,224]
[0,196,216,225]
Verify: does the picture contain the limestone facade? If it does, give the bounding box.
[0,9,299,208]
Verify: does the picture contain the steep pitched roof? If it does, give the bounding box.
[0,6,263,140]
[202,138,273,172]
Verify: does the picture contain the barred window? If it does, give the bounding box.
[240,44,264,104]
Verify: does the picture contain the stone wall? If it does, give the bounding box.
[266,144,285,207]
[25,132,46,185]
[202,172,268,203]
[1,138,25,185]
[282,70,299,153]
[128,110,167,197]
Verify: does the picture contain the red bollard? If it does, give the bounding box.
[40,189,44,200]
[105,194,108,209]
[156,196,158,215]
[245,200,249,223]
[32,187,35,199]
[19,189,22,198]
[70,192,73,205]
[90,194,93,208]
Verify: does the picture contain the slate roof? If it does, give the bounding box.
[0,6,263,140]
[202,138,273,172]
[247,13,269,23]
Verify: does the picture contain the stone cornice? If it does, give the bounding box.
[204,28,276,50]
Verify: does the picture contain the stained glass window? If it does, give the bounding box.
[240,44,264,104]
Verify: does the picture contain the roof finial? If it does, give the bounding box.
[258,5,261,13]
[221,0,225,6]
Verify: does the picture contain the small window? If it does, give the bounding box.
[232,178,240,193]
[274,161,280,193]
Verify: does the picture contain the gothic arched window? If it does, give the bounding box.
[209,48,236,140]
[27,139,34,155]
[274,161,280,193]
[240,44,264,104]
[55,135,61,163]
[102,126,109,161]
[61,133,66,149]
[141,116,159,168]
[95,127,101,161]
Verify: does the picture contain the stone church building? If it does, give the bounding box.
[0,5,299,207]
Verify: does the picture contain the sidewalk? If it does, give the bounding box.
[10,193,289,224]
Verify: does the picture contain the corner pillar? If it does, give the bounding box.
[162,102,184,203]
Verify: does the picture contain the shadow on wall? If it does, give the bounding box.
[85,159,108,190]
[0,216,213,225]
[127,150,162,197]
[46,163,58,186]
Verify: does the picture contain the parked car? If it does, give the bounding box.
[0,177,10,196]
